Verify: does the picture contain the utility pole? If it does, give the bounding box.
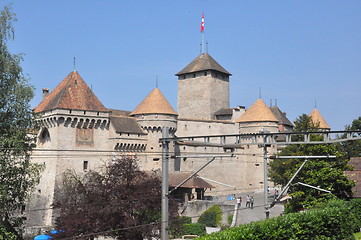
[262,133,270,219]
[161,127,169,240]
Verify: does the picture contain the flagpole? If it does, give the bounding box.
[202,30,204,54]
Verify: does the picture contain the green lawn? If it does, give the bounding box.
[354,232,361,239]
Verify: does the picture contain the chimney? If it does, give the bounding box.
[42,88,49,100]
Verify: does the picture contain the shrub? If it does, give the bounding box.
[197,199,358,240]
[0,227,17,240]
[198,205,222,227]
[170,216,193,238]
[227,214,233,225]
[182,223,207,237]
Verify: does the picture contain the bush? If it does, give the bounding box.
[0,227,16,240]
[198,205,222,227]
[182,223,207,237]
[198,199,359,240]
[170,216,193,238]
[227,214,233,225]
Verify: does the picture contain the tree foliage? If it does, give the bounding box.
[198,205,222,227]
[54,157,178,240]
[0,4,42,239]
[269,114,354,212]
[338,116,361,159]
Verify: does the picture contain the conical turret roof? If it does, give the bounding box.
[236,99,278,123]
[130,88,177,116]
[33,71,108,113]
[176,53,231,76]
[309,109,330,129]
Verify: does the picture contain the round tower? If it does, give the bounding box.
[130,88,178,170]
[236,99,279,134]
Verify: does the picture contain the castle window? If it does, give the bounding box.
[153,158,160,161]
[83,161,89,170]
[69,110,72,114]
[204,72,207,76]
[84,111,86,115]
[97,112,99,116]
[193,74,196,78]
[255,163,260,166]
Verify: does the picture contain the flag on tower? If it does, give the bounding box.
[200,13,205,32]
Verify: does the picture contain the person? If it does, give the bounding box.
[236,197,241,207]
[246,195,250,208]
[250,196,254,209]
[275,190,279,200]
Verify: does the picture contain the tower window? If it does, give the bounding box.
[193,74,196,78]
[83,161,88,170]
[204,72,207,76]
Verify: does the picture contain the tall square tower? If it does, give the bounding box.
[176,53,231,120]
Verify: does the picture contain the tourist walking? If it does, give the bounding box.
[246,195,250,208]
[236,197,242,207]
[250,196,254,209]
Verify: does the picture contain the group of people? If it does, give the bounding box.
[236,195,254,209]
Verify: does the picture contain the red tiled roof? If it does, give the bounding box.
[33,71,108,113]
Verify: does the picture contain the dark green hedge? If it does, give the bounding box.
[198,205,222,227]
[181,223,207,237]
[198,199,361,240]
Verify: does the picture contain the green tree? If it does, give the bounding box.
[269,114,354,213]
[338,116,361,159]
[0,5,42,239]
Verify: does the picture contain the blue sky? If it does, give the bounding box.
[3,1,361,131]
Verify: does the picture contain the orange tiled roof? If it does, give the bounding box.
[309,109,330,129]
[130,88,177,116]
[236,99,278,123]
[33,71,108,113]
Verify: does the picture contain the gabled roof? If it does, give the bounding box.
[33,71,108,113]
[169,172,215,189]
[176,53,231,76]
[270,106,293,127]
[309,109,330,129]
[236,99,278,123]
[130,88,177,116]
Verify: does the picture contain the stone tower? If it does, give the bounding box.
[176,53,231,120]
[30,71,110,228]
[130,88,178,170]
[236,98,279,134]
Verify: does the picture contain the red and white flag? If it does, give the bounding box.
[200,13,205,32]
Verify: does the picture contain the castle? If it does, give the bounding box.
[27,52,329,229]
